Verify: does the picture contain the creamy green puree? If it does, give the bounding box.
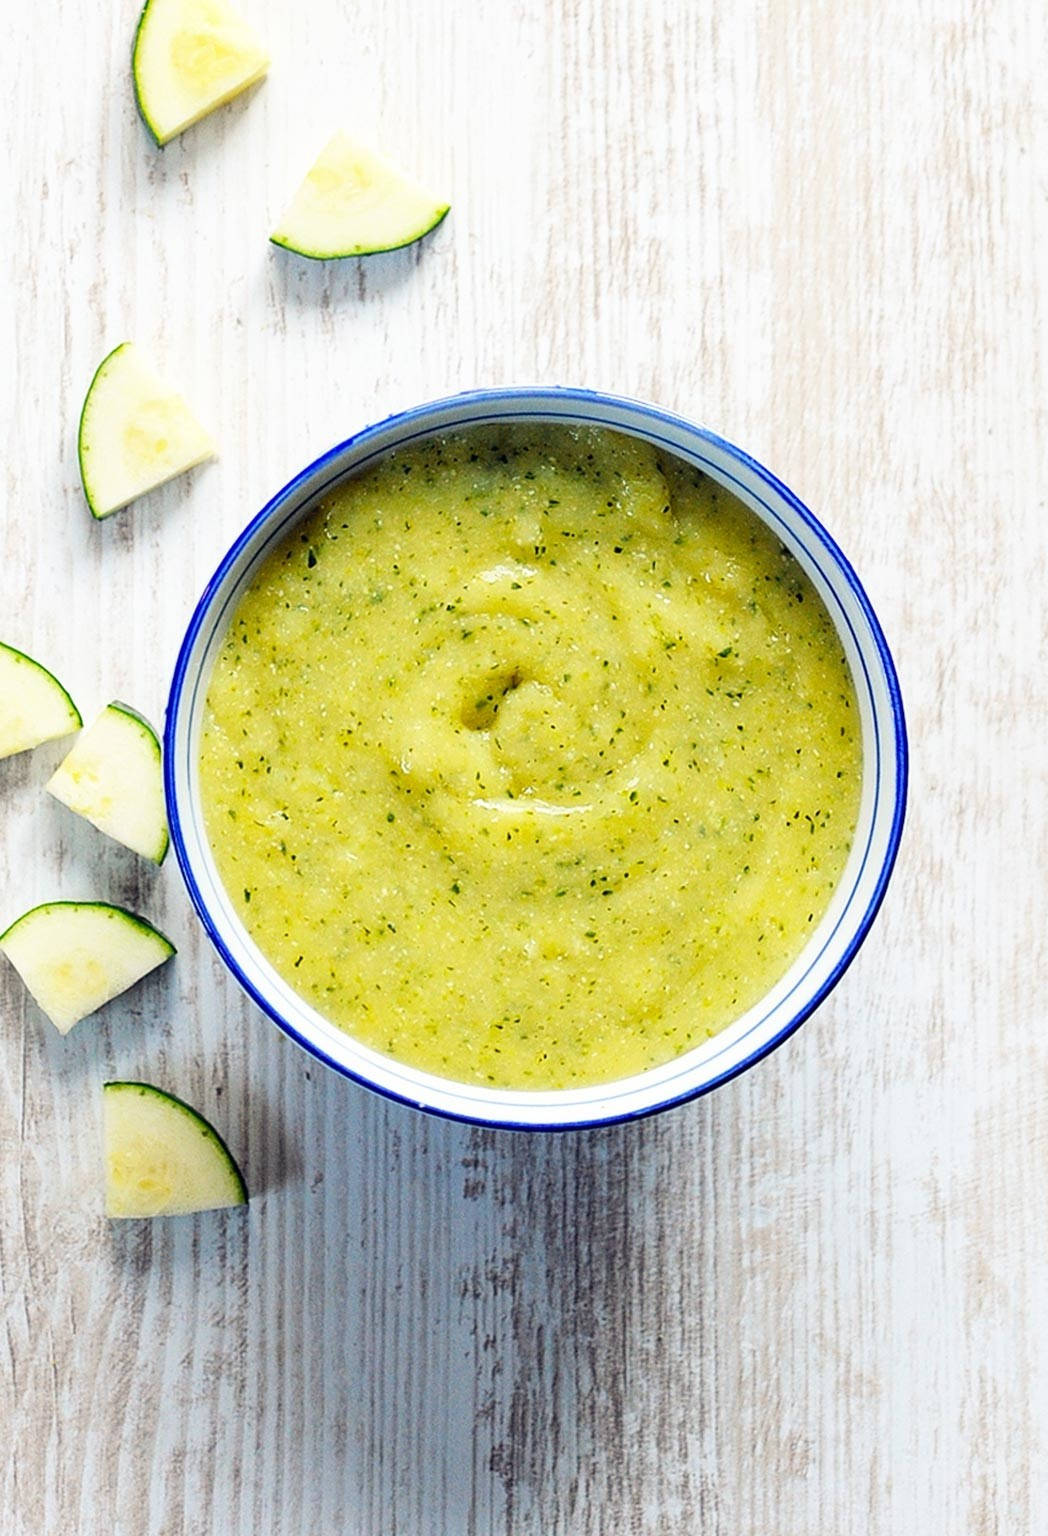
[200,425,861,1089]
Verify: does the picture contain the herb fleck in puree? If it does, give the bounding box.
[200,425,861,1089]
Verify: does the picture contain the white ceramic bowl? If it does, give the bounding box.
[165,388,907,1129]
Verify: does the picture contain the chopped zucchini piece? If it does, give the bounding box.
[104,1081,247,1217]
[48,702,168,863]
[0,643,81,759]
[271,133,449,259]
[78,342,215,519]
[133,0,269,146]
[0,902,175,1033]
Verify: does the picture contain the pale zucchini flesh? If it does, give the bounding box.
[0,902,175,1033]
[104,1081,247,1217]
[78,343,215,519]
[133,0,270,147]
[270,133,450,259]
[0,643,81,759]
[47,702,169,863]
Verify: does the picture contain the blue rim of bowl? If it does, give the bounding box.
[164,386,908,1131]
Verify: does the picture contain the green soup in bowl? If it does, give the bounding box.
[165,390,906,1128]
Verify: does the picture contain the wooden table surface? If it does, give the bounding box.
[3,1,1045,1531]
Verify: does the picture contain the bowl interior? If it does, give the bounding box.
[165,389,906,1129]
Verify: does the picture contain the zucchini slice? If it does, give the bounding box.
[270,133,449,259]
[133,0,269,147]
[0,902,175,1033]
[78,343,215,519]
[0,643,81,760]
[104,1081,247,1217]
[47,702,169,863]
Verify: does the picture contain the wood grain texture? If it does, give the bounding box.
[2,0,1046,1530]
